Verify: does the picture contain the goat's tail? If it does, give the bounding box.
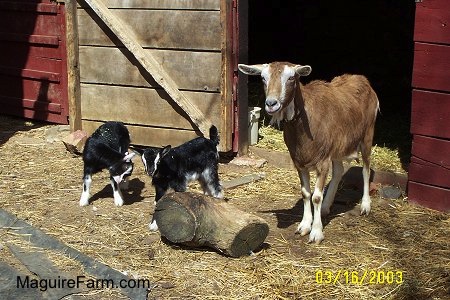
[209,125,220,145]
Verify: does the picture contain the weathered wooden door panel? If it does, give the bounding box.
[80,85,222,131]
[76,0,232,150]
[0,0,69,124]
[79,47,221,92]
[77,10,221,50]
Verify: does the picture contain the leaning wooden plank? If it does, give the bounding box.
[81,0,213,136]
[154,192,269,257]
[222,173,266,190]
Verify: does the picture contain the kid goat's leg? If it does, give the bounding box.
[80,174,92,206]
[296,169,312,236]
[110,177,125,206]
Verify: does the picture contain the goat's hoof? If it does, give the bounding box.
[114,198,124,207]
[360,204,371,215]
[308,228,324,244]
[79,197,89,207]
[296,222,312,236]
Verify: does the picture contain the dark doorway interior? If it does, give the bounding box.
[247,0,415,170]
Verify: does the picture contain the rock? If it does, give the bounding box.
[45,125,70,143]
[379,186,403,199]
[62,130,88,155]
[230,156,267,168]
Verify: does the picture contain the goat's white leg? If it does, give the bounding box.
[309,162,330,243]
[360,163,371,215]
[360,140,373,215]
[321,160,344,216]
[296,170,312,236]
[79,174,92,206]
[200,168,224,199]
[110,178,124,206]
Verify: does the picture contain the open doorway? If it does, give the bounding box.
[244,0,415,170]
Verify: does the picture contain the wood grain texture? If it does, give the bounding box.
[414,0,450,44]
[65,0,82,131]
[411,89,450,139]
[77,9,221,50]
[412,42,450,92]
[79,46,221,91]
[409,159,450,189]
[77,0,220,10]
[408,181,450,212]
[81,0,213,136]
[82,120,201,148]
[154,192,269,257]
[411,134,450,168]
[80,84,221,130]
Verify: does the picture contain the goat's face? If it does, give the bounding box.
[238,62,312,115]
[141,146,171,177]
[110,152,136,184]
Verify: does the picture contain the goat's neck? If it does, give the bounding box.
[286,82,307,124]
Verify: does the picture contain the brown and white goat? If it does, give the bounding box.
[239,62,379,243]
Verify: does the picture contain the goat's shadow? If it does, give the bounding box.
[89,178,146,205]
[262,167,373,229]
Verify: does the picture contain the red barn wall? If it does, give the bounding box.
[409,0,450,211]
[0,0,69,124]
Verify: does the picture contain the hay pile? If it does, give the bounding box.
[256,125,406,174]
[0,115,448,299]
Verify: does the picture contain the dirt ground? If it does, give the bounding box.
[0,115,449,300]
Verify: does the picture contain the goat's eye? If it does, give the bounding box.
[288,76,295,81]
[261,77,267,84]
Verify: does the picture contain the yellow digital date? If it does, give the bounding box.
[315,270,404,285]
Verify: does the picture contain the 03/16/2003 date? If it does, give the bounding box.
[315,270,404,285]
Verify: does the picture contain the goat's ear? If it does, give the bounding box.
[123,151,136,162]
[238,64,266,76]
[294,65,312,77]
[160,145,171,158]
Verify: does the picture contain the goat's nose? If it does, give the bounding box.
[265,98,278,108]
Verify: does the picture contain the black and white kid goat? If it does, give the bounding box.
[80,121,136,207]
[140,125,223,230]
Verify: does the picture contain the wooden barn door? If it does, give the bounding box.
[74,0,235,152]
[0,0,69,124]
[409,0,450,211]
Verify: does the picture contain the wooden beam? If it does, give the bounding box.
[65,0,82,131]
[81,0,212,136]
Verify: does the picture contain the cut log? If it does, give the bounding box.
[154,192,269,257]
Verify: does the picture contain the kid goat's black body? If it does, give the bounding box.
[140,125,223,230]
[80,121,135,207]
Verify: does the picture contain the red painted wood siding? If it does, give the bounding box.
[0,0,68,124]
[409,0,450,212]
[414,0,450,44]
[411,90,450,139]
